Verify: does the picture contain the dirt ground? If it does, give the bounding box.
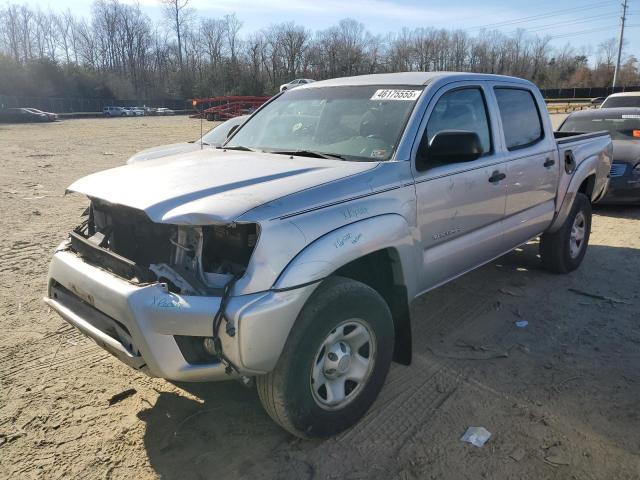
[1,115,639,479]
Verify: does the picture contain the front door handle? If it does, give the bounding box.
[488,171,506,183]
[544,158,556,167]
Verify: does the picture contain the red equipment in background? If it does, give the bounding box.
[191,95,270,121]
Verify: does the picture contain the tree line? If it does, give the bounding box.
[0,0,638,101]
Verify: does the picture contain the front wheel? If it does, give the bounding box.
[256,277,394,438]
[540,192,592,273]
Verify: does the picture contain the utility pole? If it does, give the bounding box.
[612,0,628,89]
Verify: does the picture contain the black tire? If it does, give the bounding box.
[256,276,394,438]
[540,192,592,273]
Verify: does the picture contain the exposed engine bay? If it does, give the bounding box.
[70,198,258,295]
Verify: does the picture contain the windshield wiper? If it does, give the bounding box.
[221,145,254,151]
[272,150,345,160]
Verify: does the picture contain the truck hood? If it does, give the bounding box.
[68,149,378,224]
[612,140,640,165]
[126,142,206,164]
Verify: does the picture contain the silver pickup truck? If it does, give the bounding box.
[45,72,612,438]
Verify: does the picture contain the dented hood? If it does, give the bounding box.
[68,149,377,224]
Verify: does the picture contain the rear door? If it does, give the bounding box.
[412,82,508,292]
[491,85,558,246]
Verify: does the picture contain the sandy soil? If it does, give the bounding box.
[1,116,639,479]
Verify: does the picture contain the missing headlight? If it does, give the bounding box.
[202,223,258,276]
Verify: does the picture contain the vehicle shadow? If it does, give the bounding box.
[139,234,640,479]
[136,380,312,479]
[593,204,640,220]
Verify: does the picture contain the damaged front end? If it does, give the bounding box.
[70,198,258,295]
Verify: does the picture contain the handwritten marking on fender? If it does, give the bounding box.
[335,232,364,248]
[342,206,368,221]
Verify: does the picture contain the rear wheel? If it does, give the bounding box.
[540,192,592,273]
[256,277,394,438]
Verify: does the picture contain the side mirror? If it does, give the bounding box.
[417,130,483,171]
[226,124,240,139]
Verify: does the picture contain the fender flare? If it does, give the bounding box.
[547,155,601,233]
[273,214,418,294]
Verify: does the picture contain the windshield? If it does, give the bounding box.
[601,96,640,108]
[226,85,423,161]
[560,114,640,141]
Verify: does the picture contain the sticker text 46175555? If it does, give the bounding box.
[370,89,422,101]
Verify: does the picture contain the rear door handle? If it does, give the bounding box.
[488,171,506,183]
[544,158,555,167]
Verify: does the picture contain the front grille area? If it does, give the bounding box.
[610,163,627,177]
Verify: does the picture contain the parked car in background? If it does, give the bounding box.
[156,108,175,115]
[559,107,640,204]
[125,107,145,116]
[46,72,612,439]
[127,115,248,164]
[590,97,606,108]
[279,78,315,92]
[0,107,56,123]
[600,92,640,108]
[23,108,58,121]
[103,106,132,117]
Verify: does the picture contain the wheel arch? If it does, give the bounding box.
[578,174,596,199]
[273,214,418,365]
[332,249,412,365]
[547,155,601,233]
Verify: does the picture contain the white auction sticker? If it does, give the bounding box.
[622,114,640,119]
[370,89,421,101]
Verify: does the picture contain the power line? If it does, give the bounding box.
[521,14,619,33]
[466,1,617,31]
[446,0,617,28]
[548,25,620,39]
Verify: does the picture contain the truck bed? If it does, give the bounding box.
[553,130,612,209]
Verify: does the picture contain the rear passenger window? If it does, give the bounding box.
[494,88,543,149]
[426,87,492,155]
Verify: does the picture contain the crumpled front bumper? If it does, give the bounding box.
[44,244,317,381]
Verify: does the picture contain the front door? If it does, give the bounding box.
[412,84,508,293]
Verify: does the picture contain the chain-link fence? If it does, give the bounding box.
[0,95,192,114]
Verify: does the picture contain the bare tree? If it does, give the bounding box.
[160,0,193,67]
[0,1,639,101]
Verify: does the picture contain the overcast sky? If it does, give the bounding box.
[16,0,640,61]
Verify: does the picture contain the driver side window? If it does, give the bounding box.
[425,87,492,159]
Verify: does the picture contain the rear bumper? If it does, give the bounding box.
[45,243,317,381]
